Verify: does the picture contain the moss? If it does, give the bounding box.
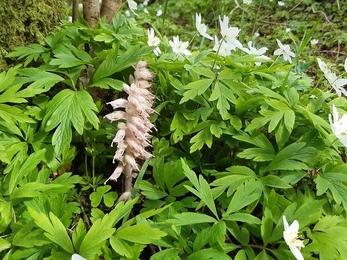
[0,0,68,71]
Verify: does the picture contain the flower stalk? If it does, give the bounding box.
[104,61,156,201]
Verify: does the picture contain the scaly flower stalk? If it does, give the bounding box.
[104,61,156,201]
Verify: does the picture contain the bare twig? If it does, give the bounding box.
[312,7,341,60]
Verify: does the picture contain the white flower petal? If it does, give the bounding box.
[289,245,304,260]
[72,254,87,260]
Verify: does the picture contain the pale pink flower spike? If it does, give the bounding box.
[104,61,156,200]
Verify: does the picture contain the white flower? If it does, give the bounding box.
[169,36,192,56]
[125,10,130,16]
[213,36,232,57]
[286,28,291,33]
[243,0,252,4]
[127,0,137,15]
[317,58,347,97]
[195,13,213,40]
[219,16,242,50]
[278,1,285,6]
[156,9,162,17]
[143,0,149,5]
[254,32,260,38]
[143,8,149,14]
[310,39,318,45]
[274,39,295,63]
[219,15,229,39]
[147,28,161,56]
[72,254,87,260]
[242,41,270,66]
[283,216,305,260]
[329,104,347,148]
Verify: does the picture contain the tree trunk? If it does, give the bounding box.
[100,0,122,24]
[83,0,100,28]
[72,0,79,22]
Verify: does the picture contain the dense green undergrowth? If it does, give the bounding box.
[1,0,347,259]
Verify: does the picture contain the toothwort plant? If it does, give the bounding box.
[104,61,156,201]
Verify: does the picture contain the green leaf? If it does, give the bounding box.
[9,149,45,193]
[72,219,87,253]
[138,180,168,200]
[170,112,186,143]
[115,224,167,244]
[0,104,35,124]
[28,208,74,254]
[18,68,64,91]
[306,216,347,260]
[284,109,295,132]
[210,121,226,138]
[190,127,213,153]
[315,169,347,211]
[90,192,103,207]
[187,249,231,260]
[224,213,261,225]
[235,250,247,260]
[88,77,124,90]
[209,81,236,120]
[168,212,216,225]
[265,142,316,172]
[0,237,11,252]
[78,214,116,258]
[10,182,67,200]
[110,237,134,258]
[261,208,273,246]
[103,192,118,207]
[260,175,292,189]
[43,89,99,155]
[224,179,261,216]
[185,65,216,79]
[151,249,181,260]
[91,45,153,83]
[180,79,213,104]
[235,132,275,162]
[181,159,218,218]
[193,221,226,251]
[0,201,13,233]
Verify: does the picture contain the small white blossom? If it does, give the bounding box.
[195,13,213,40]
[169,36,192,56]
[72,254,87,260]
[127,0,137,15]
[147,28,161,56]
[143,8,149,14]
[254,32,260,38]
[317,58,347,97]
[274,39,295,63]
[125,10,130,16]
[286,28,291,33]
[310,39,318,45]
[213,36,232,57]
[143,0,149,5]
[243,0,252,4]
[242,41,270,66]
[283,216,305,260]
[278,1,285,6]
[219,15,242,50]
[329,104,347,148]
[156,9,162,17]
